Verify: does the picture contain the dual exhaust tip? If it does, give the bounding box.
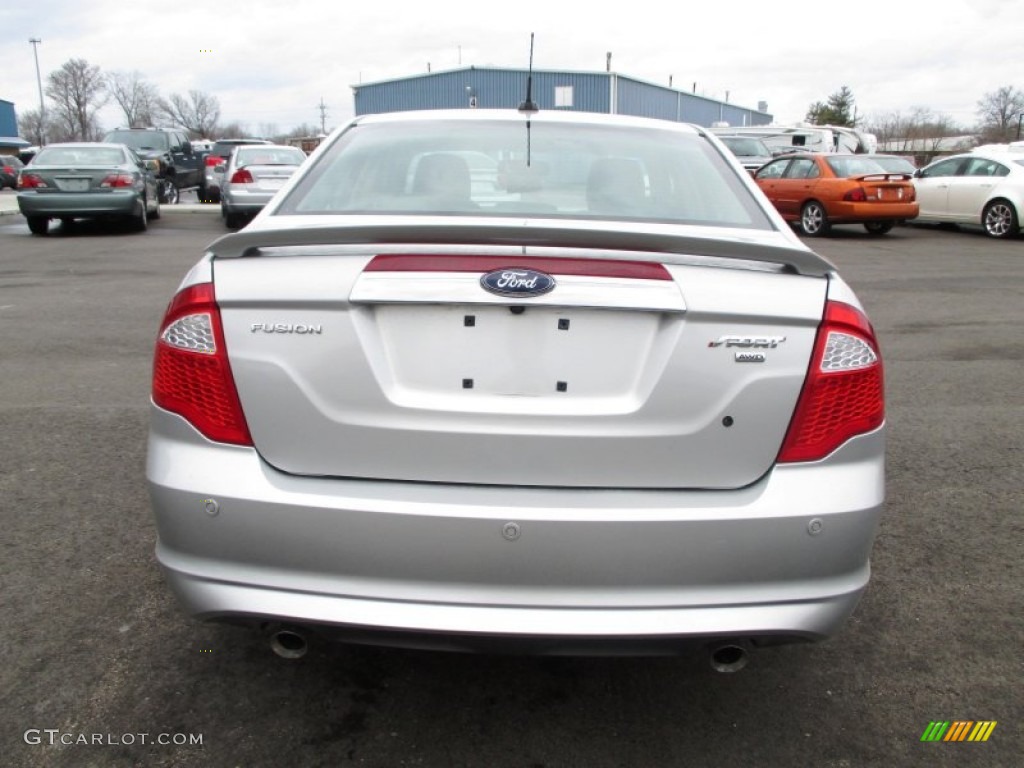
[269,627,309,659]
[709,642,750,673]
[267,627,750,671]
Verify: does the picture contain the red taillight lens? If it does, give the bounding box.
[2,165,13,175]
[229,169,254,184]
[100,173,135,188]
[778,301,884,463]
[152,282,252,446]
[205,155,224,167]
[843,187,867,202]
[18,173,47,189]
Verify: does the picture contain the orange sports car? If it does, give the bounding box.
[753,153,918,236]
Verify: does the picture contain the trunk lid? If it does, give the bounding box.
[213,224,828,490]
[238,163,300,193]
[853,173,915,202]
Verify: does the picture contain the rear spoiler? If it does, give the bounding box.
[207,217,836,277]
[854,173,913,181]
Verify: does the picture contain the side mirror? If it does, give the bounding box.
[913,169,923,179]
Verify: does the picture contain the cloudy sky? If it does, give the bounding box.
[2,0,1019,137]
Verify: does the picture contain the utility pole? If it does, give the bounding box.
[317,97,328,135]
[28,38,45,145]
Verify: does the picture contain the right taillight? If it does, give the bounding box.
[777,300,884,463]
[205,155,224,167]
[100,173,135,188]
[152,282,252,446]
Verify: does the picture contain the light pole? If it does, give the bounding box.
[28,38,45,146]
[1017,112,1023,142]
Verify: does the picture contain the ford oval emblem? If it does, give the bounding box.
[480,268,556,298]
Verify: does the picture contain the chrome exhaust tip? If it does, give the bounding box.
[709,643,749,673]
[269,628,308,659]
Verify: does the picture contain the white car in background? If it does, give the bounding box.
[913,146,1024,238]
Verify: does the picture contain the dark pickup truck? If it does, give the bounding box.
[103,128,207,204]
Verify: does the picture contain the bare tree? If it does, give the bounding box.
[158,90,221,138]
[216,121,251,140]
[257,122,280,141]
[283,122,321,139]
[865,111,906,150]
[866,107,965,154]
[17,107,52,146]
[107,70,161,128]
[923,114,964,152]
[976,86,1024,142]
[45,58,108,141]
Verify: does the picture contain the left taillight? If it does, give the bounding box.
[18,173,47,189]
[152,282,252,446]
[777,300,884,463]
[230,169,254,184]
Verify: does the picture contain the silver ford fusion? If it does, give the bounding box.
[147,109,885,664]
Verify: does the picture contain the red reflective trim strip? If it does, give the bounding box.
[364,255,672,280]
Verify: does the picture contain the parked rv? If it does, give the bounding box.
[710,124,876,155]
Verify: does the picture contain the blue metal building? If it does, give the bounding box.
[352,67,772,128]
[1,99,31,152]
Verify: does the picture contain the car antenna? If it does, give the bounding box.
[518,33,539,114]
[518,33,538,166]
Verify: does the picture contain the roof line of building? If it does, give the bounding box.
[351,66,765,112]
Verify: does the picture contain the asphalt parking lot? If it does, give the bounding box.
[0,198,1021,768]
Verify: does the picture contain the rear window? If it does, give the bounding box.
[235,147,306,166]
[213,140,269,158]
[105,131,169,152]
[825,157,888,178]
[276,118,773,229]
[869,156,916,174]
[33,146,127,165]
[721,138,770,156]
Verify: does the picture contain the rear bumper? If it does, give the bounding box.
[222,187,275,215]
[825,201,918,224]
[17,190,140,217]
[147,405,885,650]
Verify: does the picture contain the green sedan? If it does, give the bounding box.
[17,142,160,235]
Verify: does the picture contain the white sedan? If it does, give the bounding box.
[913,147,1024,238]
